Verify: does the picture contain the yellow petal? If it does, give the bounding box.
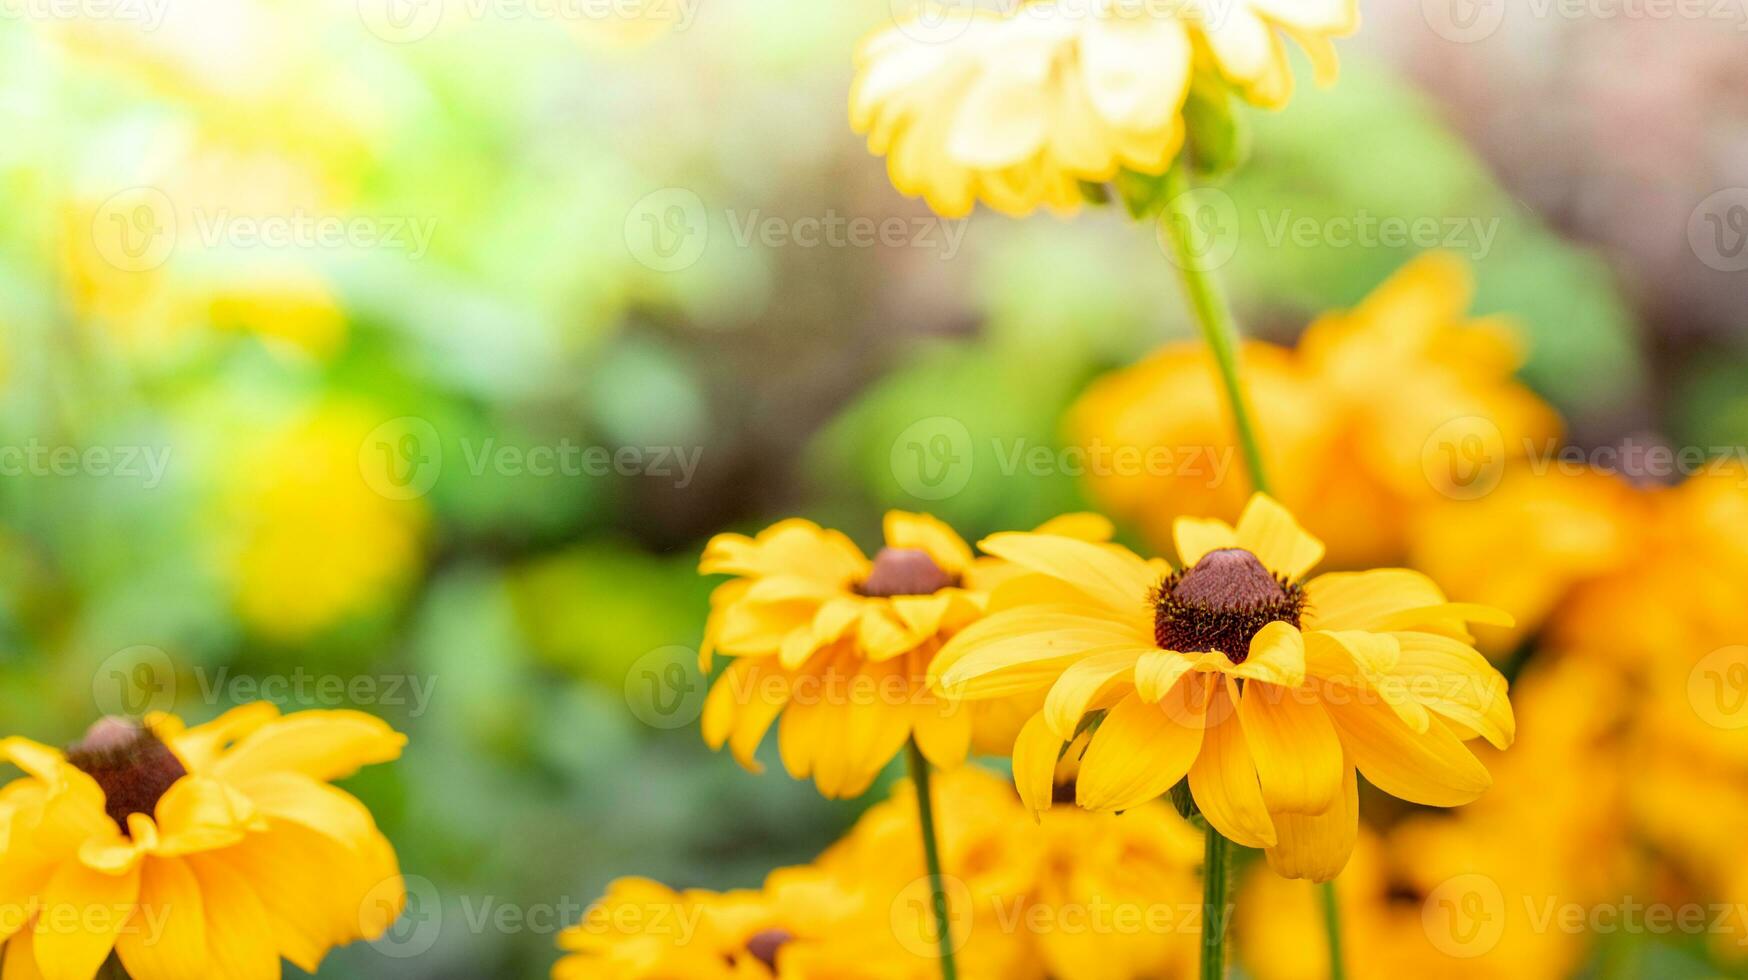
[1234,494,1324,580]
[1011,712,1064,817]
[1187,680,1276,848]
[1389,632,1515,749]
[34,858,139,980]
[210,711,405,785]
[1044,647,1149,739]
[1172,516,1237,570]
[115,858,208,980]
[1134,650,1196,704]
[1076,687,1206,812]
[1030,513,1114,541]
[167,704,280,771]
[977,533,1156,618]
[1234,623,1306,687]
[1302,569,1445,632]
[3,923,46,980]
[1239,683,1342,815]
[883,512,974,575]
[1264,761,1359,883]
[152,777,260,855]
[857,606,918,662]
[185,856,281,980]
[1368,602,1516,633]
[1323,702,1490,807]
[912,698,973,773]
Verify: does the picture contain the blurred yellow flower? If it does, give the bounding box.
[1069,252,1561,569]
[0,705,405,979]
[224,404,426,640]
[1407,466,1639,656]
[699,512,1109,798]
[935,493,1514,881]
[849,0,1358,217]
[553,874,851,980]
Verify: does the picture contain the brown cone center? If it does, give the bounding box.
[1154,548,1304,664]
[745,928,794,970]
[65,717,187,833]
[858,547,955,597]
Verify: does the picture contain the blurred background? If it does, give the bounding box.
[1,0,1746,976]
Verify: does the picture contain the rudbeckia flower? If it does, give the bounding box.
[850,0,1359,217]
[0,705,406,980]
[553,874,851,980]
[699,512,1109,799]
[1068,253,1561,568]
[933,492,1516,881]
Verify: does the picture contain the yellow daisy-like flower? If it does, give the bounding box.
[0,705,406,980]
[850,0,1359,217]
[934,492,1515,881]
[699,512,1109,798]
[553,873,852,980]
[1068,253,1561,569]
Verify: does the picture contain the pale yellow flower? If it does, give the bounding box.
[850,0,1358,217]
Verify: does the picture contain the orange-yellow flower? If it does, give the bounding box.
[0,705,406,980]
[935,493,1514,881]
[699,512,1109,798]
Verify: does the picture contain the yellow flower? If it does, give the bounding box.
[225,404,427,640]
[698,512,1109,798]
[1407,466,1638,656]
[0,705,406,980]
[935,492,1514,881]
[849,0,1358,217]
[1068,253,1561,569]
[553,874,849,980]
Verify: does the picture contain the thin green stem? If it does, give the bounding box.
[1159,162,1272,497]
[906,741,959,980]
[1320,881,1347,980]
[1201,826,1233,980]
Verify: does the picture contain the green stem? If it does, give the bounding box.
[906,741,959,980]
[1320,881,1347,980]
[1201,826,1232,980]
[1159,162,1272,497]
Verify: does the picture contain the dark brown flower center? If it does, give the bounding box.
[858,547,956,597]
[65,717,187,834]
[744,929,794,970]
[1153,548,1305,664]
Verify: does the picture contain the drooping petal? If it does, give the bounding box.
[115,858,208,980]
[34,858,140,980]
[1134,650,1196,704]
[1390,632,1516,749]
[1264,760,1359,883]
[1234,622,1307,687]
[1239,682,1343,815]
[1187,680,1275,847]
[1044,647,1149,738]
[185,856,282,980]
[1076,687,1206,812]
[1012,713,1065,816]
[1324,701,1491,807]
